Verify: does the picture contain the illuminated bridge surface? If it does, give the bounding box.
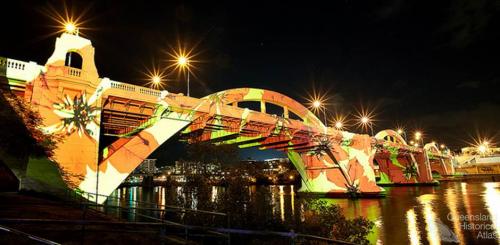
[0,33,453,203]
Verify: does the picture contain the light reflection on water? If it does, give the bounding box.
[111,182,500,244]
[483,183,500,237]
[418,194,440,245]
[406,208,421,245]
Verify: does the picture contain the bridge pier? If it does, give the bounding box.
[287,133,385,197]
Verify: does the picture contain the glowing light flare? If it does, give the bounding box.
[152,75,161,85]
[165,44,199,75]
[466,135,495,155]
[414,131,422,140]
[335,121,343,129]
[353,106,377,134]
[41,4,93,37]
[478,144,487,154]
[64,22,77,34]
[313,100,322,108]
[440,144,446,149]
[330,114,348,131]
[177,56,188,67]
[304,89,331,114]
[397,128,404,135]
[143,65,167,89]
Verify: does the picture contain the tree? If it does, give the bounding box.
[0,90,58,158]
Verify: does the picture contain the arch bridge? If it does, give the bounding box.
[0,33,453,203]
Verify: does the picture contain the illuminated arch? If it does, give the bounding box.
[204,88,324,128]
[424,142,440,154]
[65,51,83,69]
[374,129,407,145]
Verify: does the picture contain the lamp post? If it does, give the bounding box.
[335,121,343,130]
[313,100,327,127]
[176,56,190,96]
[64,22,79,67]
[414,131,423,147]
[361,116,373,135]
[397,128,407,142]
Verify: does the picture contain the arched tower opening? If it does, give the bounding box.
[65,51,83,69]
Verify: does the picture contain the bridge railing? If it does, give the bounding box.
[110,80,161,97]
[0,58,28,71]
[65,66,82,77]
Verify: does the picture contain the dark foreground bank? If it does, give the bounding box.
[0,192,178,244]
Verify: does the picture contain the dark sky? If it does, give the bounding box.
[2,0,500,153]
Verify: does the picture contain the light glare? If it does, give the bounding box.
[64,22,76,34]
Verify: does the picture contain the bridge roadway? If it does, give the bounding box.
[0,33,454,203]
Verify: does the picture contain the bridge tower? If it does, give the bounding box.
[24,33,104,196]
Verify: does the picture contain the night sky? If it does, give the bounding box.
[1,1,500,159]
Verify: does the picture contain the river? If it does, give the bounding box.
[107,181,500,244]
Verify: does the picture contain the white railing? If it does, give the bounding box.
[0,58,28,71]
[138,87,161,97]
[67,67,82,77]
[110,81,160,97]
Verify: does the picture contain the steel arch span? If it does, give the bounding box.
[0,33,452,203]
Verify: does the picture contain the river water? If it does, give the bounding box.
[108,181,500,244]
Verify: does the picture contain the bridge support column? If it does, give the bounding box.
[80,112,192,203]
[416,152,434,183]
[287,133,384,196]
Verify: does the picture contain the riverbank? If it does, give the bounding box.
[439,173,500,182]
[0,192,174,244]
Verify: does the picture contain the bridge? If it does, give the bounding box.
[0,33,454,203]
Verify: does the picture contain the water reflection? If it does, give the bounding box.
[418,194,441,245]
[483,183,500,236]
[111,182,500,244]
[444,187,465,245]
[279,185,285,222]
[406,208,421,245]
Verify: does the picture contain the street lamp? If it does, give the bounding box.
[478,144,487,155]
[152,75,162,86]
[335,121,343,130]
[396,128,407,142]
[414,131,422,140]
[313,100,321,108]
[360,116,373,135]
[64,22,79,35]
[312,100,327,127]
[414,131,423,148]
[176,55,190,96]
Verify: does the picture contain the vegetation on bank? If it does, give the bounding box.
[0,90,66,190]
[163,175,374,244]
